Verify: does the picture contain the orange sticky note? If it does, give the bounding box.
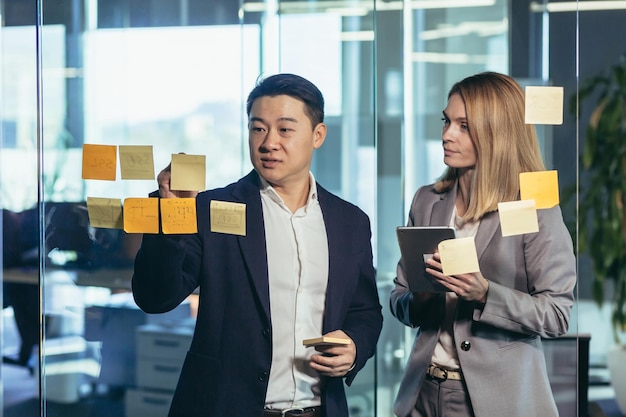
[123,198,159,234]
[160,198,198,234]
[82,144,117,180]
[519,170,559,209]
[170,153,206,191]
[86,197,123,229]
[119,145,155,180]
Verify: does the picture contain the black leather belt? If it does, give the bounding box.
[263,406,322,417]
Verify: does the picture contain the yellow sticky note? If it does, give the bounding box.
[525,86,564,125]
[519,170,559,209]
[82,144,117,180]
[123,198,159,234]
[160,198,198,234]
[170,153,206,191]
[86,197,123,229]
[438,237,480,276]
[210,200,246,236]
[119,145,155,180]
[498,200,539,237]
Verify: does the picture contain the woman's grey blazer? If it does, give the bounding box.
[390,184,577,417]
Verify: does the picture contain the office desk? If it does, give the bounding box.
[3,267,133,290]
[544,333,591,417]
[3,267,134,371]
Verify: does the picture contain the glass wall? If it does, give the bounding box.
[7,0,626,416]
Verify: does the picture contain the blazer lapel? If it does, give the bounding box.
[430,187,456,226]
[232,171,271,323]
[317,187,337,331]
[429,185,498,261]
[475,211,499,261]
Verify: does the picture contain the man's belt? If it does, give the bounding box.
[263,406,322,417]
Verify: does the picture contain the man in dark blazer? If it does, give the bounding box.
[132,73,383,417]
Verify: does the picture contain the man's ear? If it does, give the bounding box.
[313,123,327,149]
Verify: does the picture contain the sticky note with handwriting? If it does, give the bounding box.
[210,200,246,236]
[519,170,559,209]
[498,199,539,237]
[82,144,117,180]
[123,198,159,234]
[86,197,123,229]
[525,86,563,125]
[119,145,155,180]
[160,198,198,234]
[438,237,480,276]
[170,153,206,191]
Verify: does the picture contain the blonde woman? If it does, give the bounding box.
[391,72,576,417]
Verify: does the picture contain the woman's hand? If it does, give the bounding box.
[425,253,489,303]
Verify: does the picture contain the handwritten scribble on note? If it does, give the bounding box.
[82,144,117,180]
[123,198,159,234]
[119,145,155,180]
[438,237,480,276]
[210,200,246,236]
[160,198,198,234]
[86,197,123,229]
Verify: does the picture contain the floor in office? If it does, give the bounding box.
[2,306,123,417]
[2,306,625,417]
[2,362,125,417]
[588,367,624,416]
[590,391,624,417]
[3,364,625,417]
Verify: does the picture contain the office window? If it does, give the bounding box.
[1,1,592,416]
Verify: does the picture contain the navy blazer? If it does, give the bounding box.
[132,170,383,417]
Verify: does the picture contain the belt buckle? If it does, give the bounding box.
[282,407,304,416]
[429,365,448,381]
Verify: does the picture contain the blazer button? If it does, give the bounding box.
[262,328,270,338]
[460,340,471,351]
[258,371,269,382]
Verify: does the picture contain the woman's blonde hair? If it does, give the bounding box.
[434,72,546,222]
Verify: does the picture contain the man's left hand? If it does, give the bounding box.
[308,330,356,378]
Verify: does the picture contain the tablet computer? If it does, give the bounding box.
[396,226,456,292]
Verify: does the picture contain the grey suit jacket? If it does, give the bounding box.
[390,184,576,417]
